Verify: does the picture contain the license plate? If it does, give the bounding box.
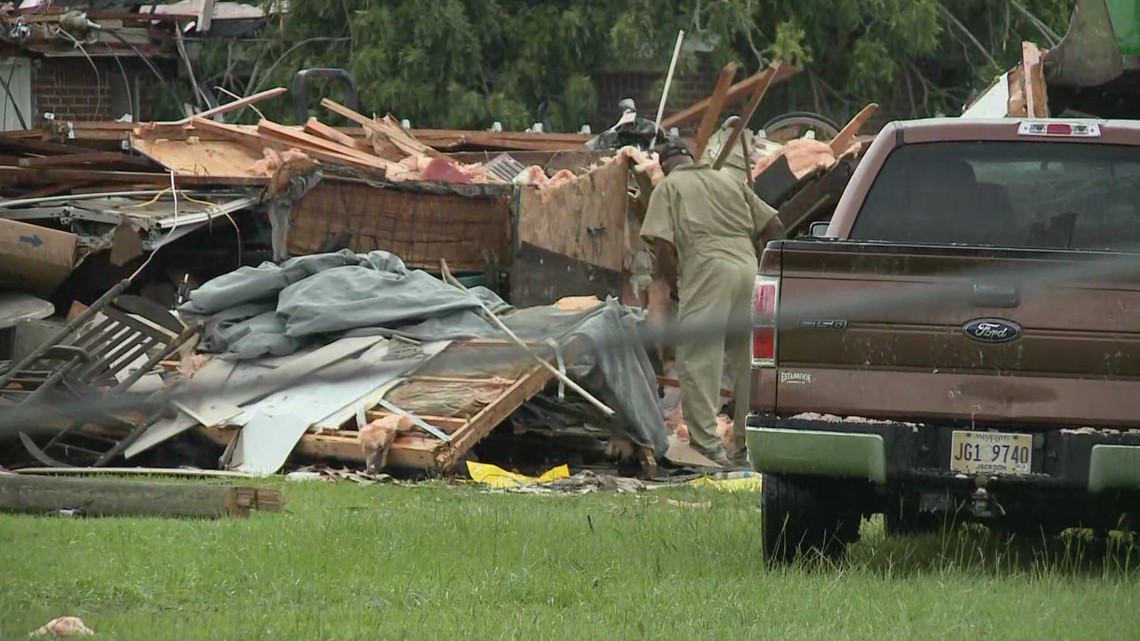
[950,430,1032,475]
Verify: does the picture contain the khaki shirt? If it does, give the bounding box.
[640,163,778,283]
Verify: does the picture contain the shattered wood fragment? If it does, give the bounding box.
[828,103,879,156]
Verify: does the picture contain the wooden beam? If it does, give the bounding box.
[693,63,739,159]
[0,474,284,519]
[662,64,799,130]
[18,152,136,168]
[713,61,782,171]
[167,87,287,126]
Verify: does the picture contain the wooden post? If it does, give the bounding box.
[693,63,739,160]
[0,474,284,519]
[713,61,782,171]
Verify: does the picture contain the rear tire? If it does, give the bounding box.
[762,474,862,566]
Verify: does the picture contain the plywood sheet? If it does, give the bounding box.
[132,137,262,178]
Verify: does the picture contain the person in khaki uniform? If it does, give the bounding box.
[641,139,785,467]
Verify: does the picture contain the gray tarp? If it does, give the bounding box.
[179,250,668,457]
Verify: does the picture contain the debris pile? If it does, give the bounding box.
[0,56,882,486]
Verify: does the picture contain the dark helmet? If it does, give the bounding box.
[655,137,693,163]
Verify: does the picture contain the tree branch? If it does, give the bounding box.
[939,4,998,69]
[1008,0,1061,47]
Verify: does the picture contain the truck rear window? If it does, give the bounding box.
[850,141,1140,250]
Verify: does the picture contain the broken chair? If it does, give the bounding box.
[0,280,200,467]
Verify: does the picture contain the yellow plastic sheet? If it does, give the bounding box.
[690,472,762,493]
[466,461,571,488]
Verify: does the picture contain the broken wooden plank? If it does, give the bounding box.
[303,117,372,154]
[256,120,397,170]
[713,61,782,171]
[295,431,438,470]
[694,63,739,160]
[0,474,284,518]
[363,411,469,434]
[828,103,879,156]
[167,87,287,126]
[319,99,448,159]
[192,117,388,174]
[1022,41,1049,119]
[662,64,800,130]
[12,467,260,479]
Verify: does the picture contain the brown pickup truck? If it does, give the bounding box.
[747,117,1140,564]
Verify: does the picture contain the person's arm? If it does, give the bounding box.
[742,185,785,253]
[641,183,680,299]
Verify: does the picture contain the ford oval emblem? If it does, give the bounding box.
[962,318,1022,344]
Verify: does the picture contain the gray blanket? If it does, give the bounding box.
[179,250,668,457]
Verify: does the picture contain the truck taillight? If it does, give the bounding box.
[752,275,778,366]
[1018,120,1100,137]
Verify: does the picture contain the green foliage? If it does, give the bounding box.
[179,0,1074,129]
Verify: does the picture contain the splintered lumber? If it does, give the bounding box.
[828,103,879,155]
[320,98,448,159]
[662,64,800,130]
[0,474,284,519]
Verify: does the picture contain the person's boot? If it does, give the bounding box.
[691,442,732,469]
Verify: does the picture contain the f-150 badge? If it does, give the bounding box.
[962,318,1021,344]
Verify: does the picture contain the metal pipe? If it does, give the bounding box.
[650,29,685,150]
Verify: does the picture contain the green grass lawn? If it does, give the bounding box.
[1,481,1138,640]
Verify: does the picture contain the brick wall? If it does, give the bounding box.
[33,57,115,122]
[592,56,720,133]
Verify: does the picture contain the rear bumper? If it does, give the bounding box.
[746,414,1140,493]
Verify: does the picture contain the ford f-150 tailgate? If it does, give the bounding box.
[753,240,1140,429]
